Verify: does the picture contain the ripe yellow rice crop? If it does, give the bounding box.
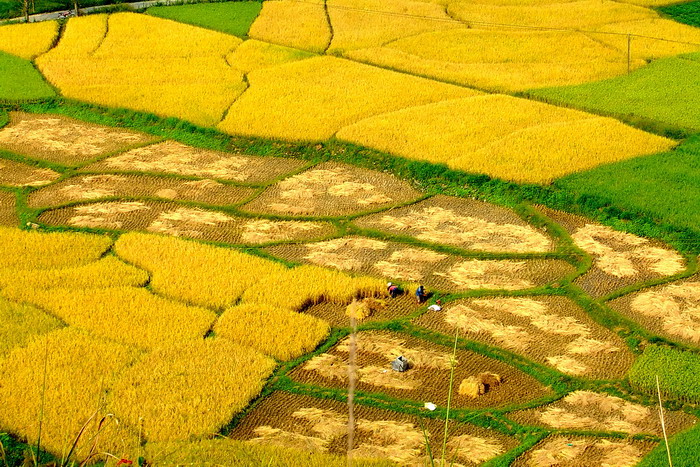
[594,19,700,60]
[326,0,457,53]
[37,13,246,127]
[109,338,275,442]
[4,286,217,350]
[46,14,109,57]
[248,0,331,53]
[241,264,385,310]
[0,226,112,269]
[0,328,141,458]
[0,298,62,357]
[114,232,287,309]
[215,303,329,360]
[218,55,478,141]
[336,95,676,184]
[0,21,58,59]
[0,256,148,291]
[346,29,639,90]
[447,0,653,30]
[228,39,315,74]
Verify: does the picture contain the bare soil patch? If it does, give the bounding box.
[511,435,656,467]
[510,390,695,436]
[609,277,700,348]
[303,294,421,328]
[290,330,552,409]
[0,191,16,226]
[355,195,553,253]
[266,237,573,293]
[0,112,154,165]
[27,174,256,208]
[539,207,685,297]
[242,162,421,216]
[83,140,305,183]
[0,158,60,188]
[228,391,518,465]
[38,201,334,244]
[415,296,634,379]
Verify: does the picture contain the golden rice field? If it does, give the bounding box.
[0,20,57,59]
[248,0,331,53]
[228,39,315,74]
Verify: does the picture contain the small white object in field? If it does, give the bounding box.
[424,402,437,411]
[428,304,442,312]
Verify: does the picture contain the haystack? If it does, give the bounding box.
[459,377,485,398]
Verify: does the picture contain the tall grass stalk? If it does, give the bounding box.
[35,338,49,466]
[656,375,673,467]
[347,316,357,467]
[440,329,459,466]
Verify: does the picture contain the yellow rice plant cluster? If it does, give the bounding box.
[326,0,457,53]
[0,226,112,269]
[0,20,58,59]
[248,0,331,53]
[109,338,275,442]
[346,29,642,91]
[114,232,288,309]
[0,298,62,357]
[228,39,315,74]
[215,303,330,360]
[595,18,700,60]
[3,286,217,350]
[336,94,676,184]
[0,328,141,458]
[36,13,246,126]
[218,55,477,141]
[241,264,385,310]
[0,256,148,291]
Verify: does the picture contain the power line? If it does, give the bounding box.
[281,0,700,47]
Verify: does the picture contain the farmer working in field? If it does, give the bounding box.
[415,285,427,304]
[387,282,400,298]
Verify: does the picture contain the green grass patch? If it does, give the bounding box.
[659,0,700,28]
[628,345,700,403]
[0,51,55,102]
[146,1,262,37]
[555,135,700,234]
[638,420,700,467]
[529,57,700,134]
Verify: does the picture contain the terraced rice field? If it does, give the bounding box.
[3,1,700,464]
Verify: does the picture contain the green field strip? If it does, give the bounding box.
[146,2,263,38]
[0,51,55,103]
[659,0,700,28]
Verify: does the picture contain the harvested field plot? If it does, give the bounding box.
[37,13,246,127]
[303,294,421,328]
[39,201,334,244]
[110,339,275,442]
[510,390,695,436]
[540,208,685,297]
[229,391,519,464]
[0,191,16,226]
[336,95,675,185]
[267,236,573,292]
[83,140,305,183]
[354,194,553,253]
[512,434,656,467]
[0,112,154,165]
[0,328,141,458]
[291,330,552,408]
[27,174,256,208]
[0,158,59,187]
[218,56,477,141]
[248,0,331,53]
[243,162,421,216]
[609,279,700,348]
[4,286,217,350]
[414,296,634,378]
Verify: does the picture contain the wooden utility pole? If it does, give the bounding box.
[73,0,79,16]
